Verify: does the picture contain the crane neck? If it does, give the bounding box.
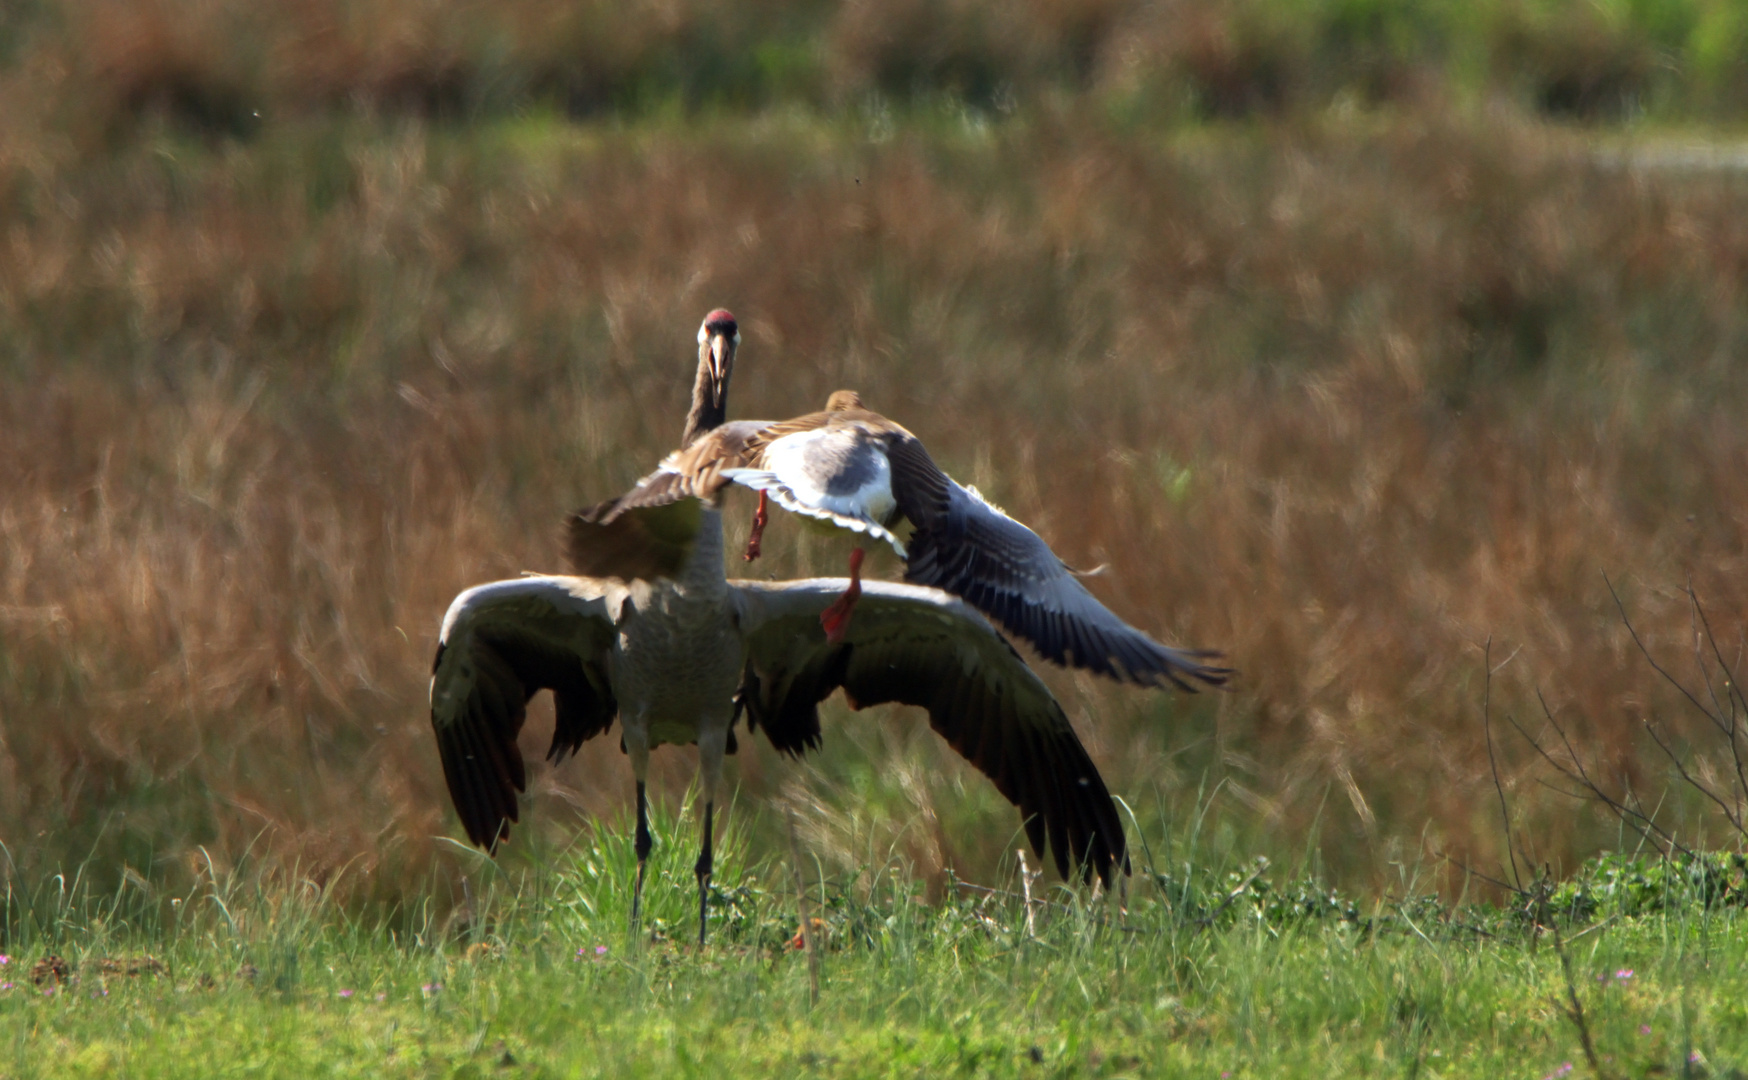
[681,361,726,448]
[674,507,730,596]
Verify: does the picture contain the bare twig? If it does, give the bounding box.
[1608,578,1740,751]
[1641,719,1742,832]
[1687,584,1748,824]
[1690,593,1735,739]
[1508,695,1692,859]
[1429,846,1530,900]
[1600,578,1747,845]
[1549,920,1620,1080]
[1481,637,1524,892]
[1605,575,1721,729]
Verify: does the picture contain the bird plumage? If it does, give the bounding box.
[578,389,1232,692]
[429,568,1129,884]
[430,311,1132,947]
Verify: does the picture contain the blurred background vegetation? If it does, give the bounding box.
[1,0,1746,917]
[6,0,1748,128]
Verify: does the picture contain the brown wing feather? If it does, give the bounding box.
[572,403,922,583]
[565,421,773,580]
[736,409,836,460]
[567,496,703,580]
[571,406,898,582]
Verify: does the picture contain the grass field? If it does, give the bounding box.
[3,1,1748,1073]
[5,807,1748,1078]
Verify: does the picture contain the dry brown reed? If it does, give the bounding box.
[2,24,1746,902]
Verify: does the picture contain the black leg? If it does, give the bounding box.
[632,780,652,932]
[694,800,715,947]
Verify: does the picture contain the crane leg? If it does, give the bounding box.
[632,781,651,931]
[626,727,653,936]
[820,546,865,644]
[743,490,769,561]
[694,726,727,947]
[694,801,713,946]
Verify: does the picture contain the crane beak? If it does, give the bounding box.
[705,330,735,410]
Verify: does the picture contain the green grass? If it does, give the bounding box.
[6,807,1747,1078]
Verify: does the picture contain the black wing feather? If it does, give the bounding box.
[430,580,620,853]
[901,475,1233,692]
[737,582,1129,885]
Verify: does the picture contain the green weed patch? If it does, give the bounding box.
[5,824,1748,1077]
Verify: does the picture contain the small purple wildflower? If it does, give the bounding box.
[1614,968,1634,981]
[1640,1025,1652,1036]
[596,945,608,956]
[1691,1051,1704,1064]
[0,954,10,965]
[338,989,354,999]
[0,982,11,991]
[421,982,442,996]
[1541,1063,1573,1080]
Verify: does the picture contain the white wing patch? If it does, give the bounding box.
[725,468,909,557]
[722,428,908,556]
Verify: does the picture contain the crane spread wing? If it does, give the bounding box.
[731,578,1129,884]
[429,576,626,851]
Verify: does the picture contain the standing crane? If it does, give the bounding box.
[429,311,1130,945]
